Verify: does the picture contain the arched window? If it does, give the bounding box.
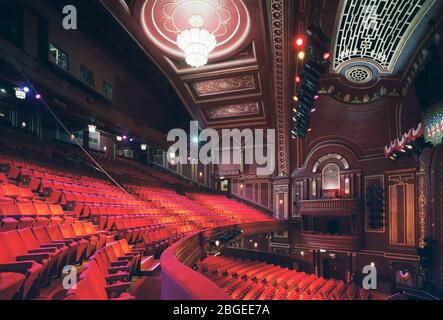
[322,164,340,190]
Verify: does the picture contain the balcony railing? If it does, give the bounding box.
[298,198,362,216]
[301,232,363,251]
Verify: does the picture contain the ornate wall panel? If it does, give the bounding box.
[267,0,290,176]
[388,173,416,246]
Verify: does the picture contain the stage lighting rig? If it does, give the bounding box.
[292,26,330,139]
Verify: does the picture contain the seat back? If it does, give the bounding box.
[17,228,40,249]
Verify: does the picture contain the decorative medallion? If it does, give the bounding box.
[345,66,373,84]
[140,0,251,61]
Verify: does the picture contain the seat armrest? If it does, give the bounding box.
[111,261,128,267]
[52,240,75,245]
[108,266,128,274]
[117,256,132,262]
[16,253,50,263]
[105,273,131,283]
[41,243,65,249]
[28,248,56,254]
[0,261,34,274]
[105,282,131,296]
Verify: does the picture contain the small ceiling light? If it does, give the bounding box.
[0,88,6,94]
[323,52,331,60]
[279,199,284,204]
[88,124,96,133]
[215,240,220,246]
[298,51,305,60]
[140,144,147,151]
[103,146,107,151]
[293,96,299,102]
[199,172,203,177]
[116,136,122,141]
[254,242,258,248]
[70,134,75,141]
[320,249,327,253]
[370,262,375,267]
[308,128,312,132]
[300,251,305,256]
[311,108,316,113]
[295,76,301,83]
[240,184,244,189]
[122,135,127,140]
[130,138,134,142]
[177,15,216,68]
[314,95,319,100]
[22,86,30,93]
[35,94,41,99]
[21,121,27,128]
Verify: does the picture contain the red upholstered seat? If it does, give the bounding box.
[0,272,26,300]
[0,232,45,299]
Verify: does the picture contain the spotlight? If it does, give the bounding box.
[70,134,75,141]
[314,95,319,100]
[295,76,301,84]
[298,51,305,60]
[88,124,96,133]
[22,86,30,93]
[293,96,299,102]
[116,136,122,141]
[0,88,6,94]
[103,146,107,151]
[35,94,41,99]
[21,121,27,128]
[295,37,304,47]
[323,52,331,60]
[311,108,316,113]
[122,135,127,140]
[307,128,312,132]
[140,144,147,151]
[215,240,220,247]
[130,138,134,142]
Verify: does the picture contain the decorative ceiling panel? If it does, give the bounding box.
[206,102,260,119]
[333,0,436,73]
[140,0,251,61]
[193,75,255,96]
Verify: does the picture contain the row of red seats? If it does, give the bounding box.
[0,221,111,299]
[198,256,372,300]
[64,240,144,300]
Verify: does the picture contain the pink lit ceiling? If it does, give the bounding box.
[140,0,251,62]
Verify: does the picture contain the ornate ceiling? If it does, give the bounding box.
[101,0,277,130]
[318,0,443,105]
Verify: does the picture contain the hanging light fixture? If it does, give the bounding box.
[177,15,216,68]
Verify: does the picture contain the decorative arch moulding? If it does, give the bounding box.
[317,47,429,106]
[138,0,252,62]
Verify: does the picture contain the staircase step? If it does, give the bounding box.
[141,255,154,269]
[140,259,161,276]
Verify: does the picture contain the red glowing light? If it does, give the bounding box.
[323,52,331,60]
[308,128,312,132]
[295,37,304,47]
[295,76,301,83]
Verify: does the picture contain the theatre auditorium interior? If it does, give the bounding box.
[0,0,443,303]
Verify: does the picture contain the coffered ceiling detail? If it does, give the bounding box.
[193,75,255,96]
[206,102,260,119]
